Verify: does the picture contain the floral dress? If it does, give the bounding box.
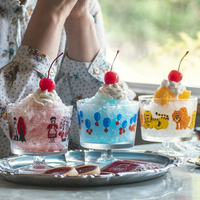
[0,0,109,158]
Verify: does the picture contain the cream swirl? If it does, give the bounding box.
[30,88,62,106]
[161,79,186,96]
[98,81,128,100]
[10,88,66,112]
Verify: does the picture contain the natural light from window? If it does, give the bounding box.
[99,0,200,89]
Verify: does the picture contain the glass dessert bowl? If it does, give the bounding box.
[8,105,73,156]
[77,100,139,149]
[77,50,139,162]
[139,51,198,156]
[77,79,139,162]
[7,53,73,173]
[7,102,73,174]
[139,95,197,142]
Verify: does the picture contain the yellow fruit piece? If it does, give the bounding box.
[178,90,191,99]
[154,86,174,106]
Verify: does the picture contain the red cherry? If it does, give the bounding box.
[39,78,55,92]
[104,71,119,85]
[104,50,120,85]
[168,70,183,82]
[39,52,63,92]
[168,51,189,83]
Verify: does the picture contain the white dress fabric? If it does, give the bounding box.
[0,0,109,158]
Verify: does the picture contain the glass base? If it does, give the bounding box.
[96,150,117,163]
[11,146,68,156]
[81,142,133,149]
[16,164,51,174]
[14,156,50,174]
[173,134,200,157]
[142,134,193,143]
[158,142,184,157]
[14,156,68,174]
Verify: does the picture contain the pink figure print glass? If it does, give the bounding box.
[7,105,73,174]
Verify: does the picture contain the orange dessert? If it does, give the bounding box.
[154,51,191,105]
[139,51,198,142]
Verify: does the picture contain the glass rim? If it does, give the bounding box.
[7,104,73,110]
[138,95,198,101]
[77,99,139,106]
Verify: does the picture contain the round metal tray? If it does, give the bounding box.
[0,150,182,187]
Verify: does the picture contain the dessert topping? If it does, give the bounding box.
[104,71,119,85]
[39,52,63,92]
[98,81,128,100]
[31,88,62,106]
[168,51,189,82]
[161,79,186,96]
[104,50,119,85]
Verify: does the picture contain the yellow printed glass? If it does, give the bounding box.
[139,95,198,142]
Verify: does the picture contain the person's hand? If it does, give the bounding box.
[68,0,89,19]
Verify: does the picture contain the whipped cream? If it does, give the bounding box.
[19,88,63,107]
[31,88,62,105]
[98,81,128,100]
[161,79,186,96]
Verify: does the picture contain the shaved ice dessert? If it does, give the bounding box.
[139,52,198,142]
[77,52,139,149]
[7,53,73,155]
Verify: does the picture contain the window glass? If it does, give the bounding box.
[99,0,200,88]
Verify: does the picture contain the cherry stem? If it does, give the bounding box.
[47,52,63,79]
[111,50,120,71]
[178,51,189,71]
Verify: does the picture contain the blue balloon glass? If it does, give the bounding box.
[77,100,139,162]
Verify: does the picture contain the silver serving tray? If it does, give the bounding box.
[0,150,182,187]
